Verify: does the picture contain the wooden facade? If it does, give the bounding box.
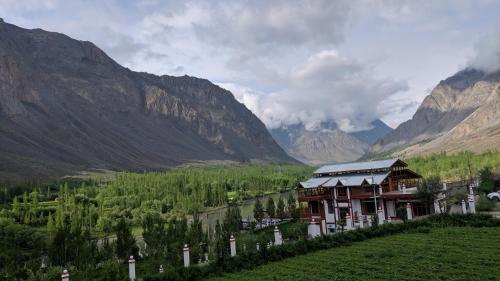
[298,159,424,235]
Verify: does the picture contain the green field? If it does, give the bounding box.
[405,151,500,180]
[209,227,500,281]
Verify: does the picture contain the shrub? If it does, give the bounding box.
[141,214,499,281]
[476,195,495,212]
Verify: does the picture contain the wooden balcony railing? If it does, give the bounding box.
[298,187,330,201]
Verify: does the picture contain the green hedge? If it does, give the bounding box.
[143,214,500,281]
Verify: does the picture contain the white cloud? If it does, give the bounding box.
[1,0,499,130]
[221,50,409,132]
[467,27,500,73]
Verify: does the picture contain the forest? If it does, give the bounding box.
[0,151,498,280]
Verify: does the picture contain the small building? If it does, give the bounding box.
[298,158,425,236]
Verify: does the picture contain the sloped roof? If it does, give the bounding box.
[300,172,390,189]
[299,177,332,189]
[314,158,405,174]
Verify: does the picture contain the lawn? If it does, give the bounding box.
[209,227,500,281]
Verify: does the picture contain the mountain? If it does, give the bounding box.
[350,119,393,145]
[270,120,392,165]
[370,68,500,156]
[0,20,296,182]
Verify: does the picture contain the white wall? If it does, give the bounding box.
[386,200,396,217]
[351,199,362,220]
[324,200,336,223]
[308,223,321,238]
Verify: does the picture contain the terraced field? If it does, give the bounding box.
[210,227,500,281]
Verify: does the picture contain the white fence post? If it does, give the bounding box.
[61,269,69,281]
[274,226,283,245]
[230,235,236,257]
[359,215,364,228]
[159,264,164,273]
[345,214,352,230]
[461,199,467,214]
[366,215,372,227]
[377,207,385,225]
[128,256,136,280]
[256,242,260,251]
[406,203,413,220]
[468,187,476,214]
[183,244,190,267]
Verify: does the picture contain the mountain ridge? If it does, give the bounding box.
[270,119,392,165]
[0,20,297,182]
[370,68,500,157]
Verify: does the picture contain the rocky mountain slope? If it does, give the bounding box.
[270,120,392,165]
[370,68,500,157]
[0,20,296,182]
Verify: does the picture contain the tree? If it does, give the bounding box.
[416,176,442,214]
[141,212,165,258]
[253,197,264,224]
[266,197,276,219]
[478,167,495,194]
[287,193,296,211]
[115,218,138,260]
[223,205,242,235]
[213,220,227,264]
[276,197,285,220]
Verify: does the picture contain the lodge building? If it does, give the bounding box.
[298,158,425,236]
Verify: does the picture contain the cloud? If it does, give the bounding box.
[221,50,409,132]
[467,27,500,73]
[194,0,351,53]
[3,0,498,130]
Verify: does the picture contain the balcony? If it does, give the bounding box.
[298,187,330,201]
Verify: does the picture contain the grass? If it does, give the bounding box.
[209,227,500,281]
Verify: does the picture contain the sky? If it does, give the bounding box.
[1,0,500,131]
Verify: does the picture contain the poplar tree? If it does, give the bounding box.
[253,197,264,224]
[277,197,286,220]
[115,218,138,260]
[266,197,276,219]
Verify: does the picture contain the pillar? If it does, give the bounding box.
[377,207,385,225]
[183,244,190,267]
[469,186,476,214]
[345,214,352,230]
[461,199,467,214]
[128,256,136,281]
[433,200,441,214]
[366,215,372,227]
[229,235,236,257]
[274,226,283,245]
[468,195,476,214]
[61,269,69,281]
[159,264,164,274]
[359,215,364,228]
[307,218,321,238]
[406,203,413,220]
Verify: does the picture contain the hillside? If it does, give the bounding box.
[371,68,500,157]
[270,120,392,165]
[0,20,296,182]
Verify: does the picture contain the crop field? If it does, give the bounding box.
[210,227,500,281]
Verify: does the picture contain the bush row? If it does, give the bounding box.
[143,214,500,281]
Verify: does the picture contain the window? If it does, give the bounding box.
[337,186,347,196]
[361,200,376,214]
[328,201,334,214]
[310,201,319,214]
